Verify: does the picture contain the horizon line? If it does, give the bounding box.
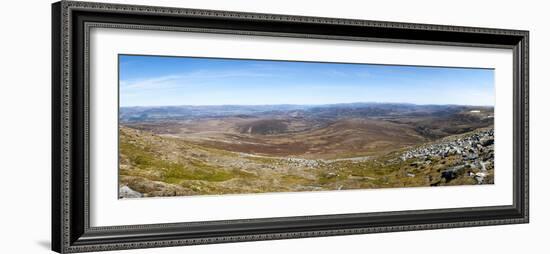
[120,102,495,108]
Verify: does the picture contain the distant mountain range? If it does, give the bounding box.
[119,102,493,123]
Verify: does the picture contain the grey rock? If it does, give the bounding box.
[119,185,143,198]
[480,137,494,146]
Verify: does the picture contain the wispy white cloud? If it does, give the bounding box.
[121,69,275,91]
[121,75,183,90]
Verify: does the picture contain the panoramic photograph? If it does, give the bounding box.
[118,55,495,198]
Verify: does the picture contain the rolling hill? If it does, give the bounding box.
[118,103,495,198]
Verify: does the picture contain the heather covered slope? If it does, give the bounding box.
[119,125,494,198]
[119,103,494,198]
[121,104,493,159]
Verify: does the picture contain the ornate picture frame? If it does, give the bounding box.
[52,1,529,253]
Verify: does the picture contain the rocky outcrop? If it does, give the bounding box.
[400,128,494,184]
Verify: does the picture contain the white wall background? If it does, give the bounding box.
[0,0,547,253]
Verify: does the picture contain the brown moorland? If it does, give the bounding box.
[119,104,495,198]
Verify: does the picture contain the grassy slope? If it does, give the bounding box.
[119,126,492,198]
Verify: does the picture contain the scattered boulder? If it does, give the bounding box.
[119,185,143,198]
[474,172,488,184]
[480,137,494,146]
[441,165,466,182]
[325,172,338,179]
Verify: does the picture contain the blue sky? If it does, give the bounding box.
[119,55,495,107]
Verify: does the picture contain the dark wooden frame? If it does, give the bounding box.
[52,1,529,253]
